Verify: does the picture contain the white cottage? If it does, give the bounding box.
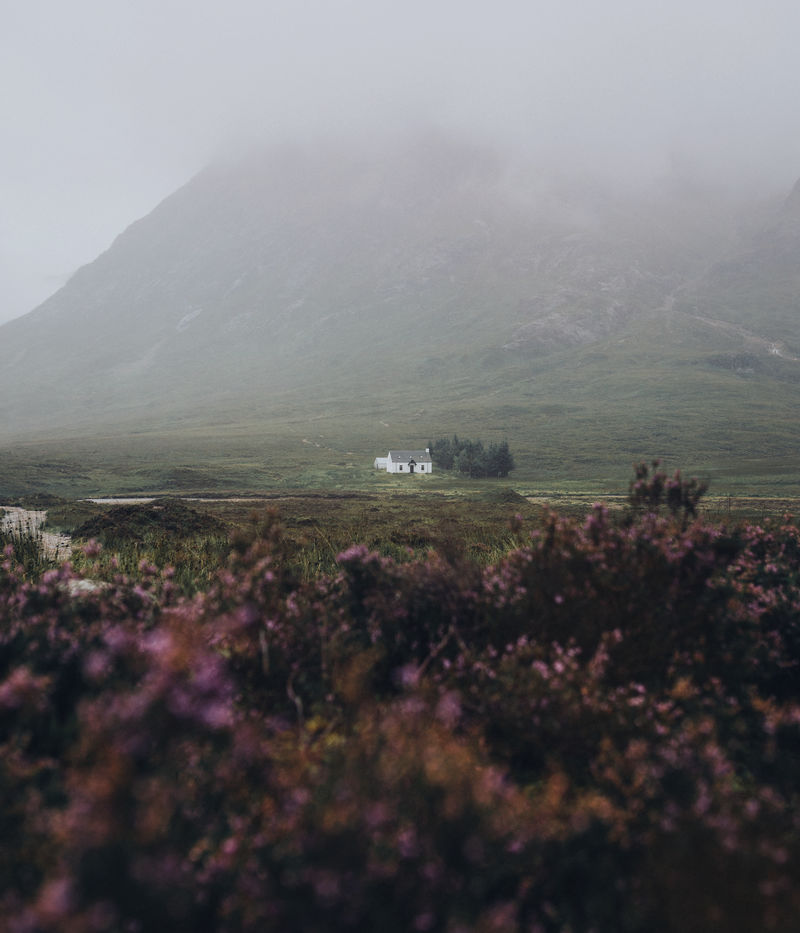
[374,449,433,474]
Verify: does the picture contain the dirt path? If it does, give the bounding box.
[0,507,72,561]
[689,314,800,362]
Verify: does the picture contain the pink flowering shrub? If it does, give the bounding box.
[628,459,708,524]
[2,483,800,931]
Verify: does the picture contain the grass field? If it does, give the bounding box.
[5,471,800,596]
[3,417,799,502]
[3,315,800,502]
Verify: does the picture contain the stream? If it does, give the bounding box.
[0,507,73,561]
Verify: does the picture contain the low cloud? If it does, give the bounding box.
[2,0,799,323]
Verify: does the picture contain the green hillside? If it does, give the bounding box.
[1,135,798,496]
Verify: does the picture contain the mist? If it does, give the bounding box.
[3,0,800,325]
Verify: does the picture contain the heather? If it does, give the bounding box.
[1,468,800,931]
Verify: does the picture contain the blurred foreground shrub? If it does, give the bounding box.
[1,477,800,931]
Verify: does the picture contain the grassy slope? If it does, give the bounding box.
[2,355,798,500]
[3,287,799,501]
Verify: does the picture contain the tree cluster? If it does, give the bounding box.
[429,434,515,478]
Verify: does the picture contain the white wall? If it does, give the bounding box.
[387,459,432,474]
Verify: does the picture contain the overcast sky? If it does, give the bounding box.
[3,0,800,325]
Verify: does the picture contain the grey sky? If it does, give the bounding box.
[3,0,800,325]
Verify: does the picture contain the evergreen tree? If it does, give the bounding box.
[493,441,515,477]
[430,436,515,477]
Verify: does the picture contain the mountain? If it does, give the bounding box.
[1,133,799,491]
[674,179,800,351]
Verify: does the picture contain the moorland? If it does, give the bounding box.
[2,464,800,930]
[2,133,800,930]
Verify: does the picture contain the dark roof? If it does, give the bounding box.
[388,449,432,463]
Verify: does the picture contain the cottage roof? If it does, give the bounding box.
[388,449,432,463]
